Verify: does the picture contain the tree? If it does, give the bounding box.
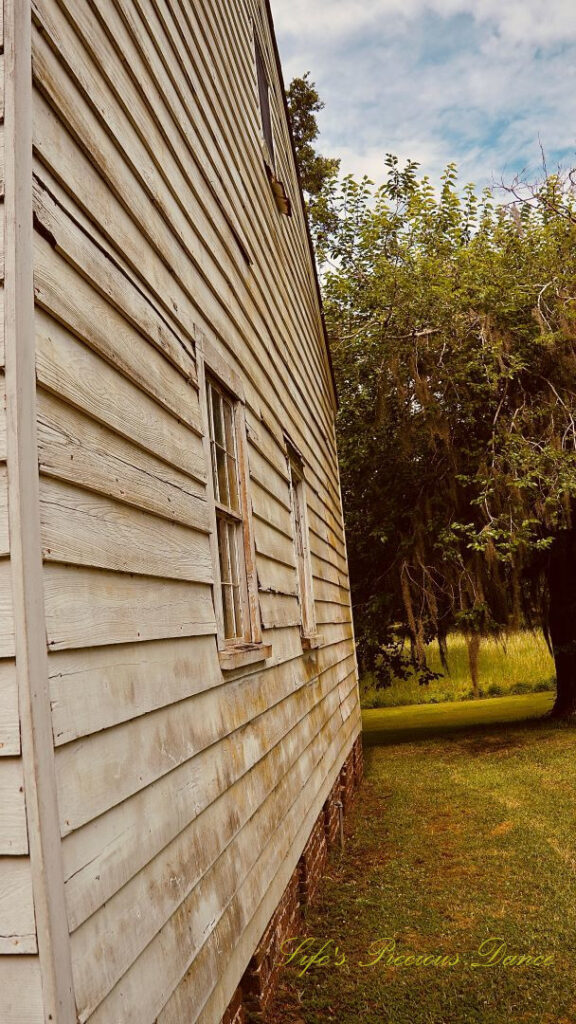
[286,73,339,247]
[322,157,576,716]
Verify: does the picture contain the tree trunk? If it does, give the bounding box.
[464,632,481,699]
[548,529,576,718]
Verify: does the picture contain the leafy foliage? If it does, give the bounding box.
[285,73,339,241]
[322,157,576,685]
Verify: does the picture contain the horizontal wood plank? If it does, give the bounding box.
[0,858,37,954]
[44,564,216,652]
[34,232,201,432]
[40,478,212,583]
[0,957,45,1023]
[0,559,14,658]
[61,644,356,925]
[0,660,20,756]
[0,760,28,854]
[70,680,356,1017]
[35,311,206,482]
[49,635,218,747]
[37,391,209,532]
[32,174,197,381]
[88,711,358,1024]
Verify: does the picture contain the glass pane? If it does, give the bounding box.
[223,397,235,457]
[216,444,230,507]
[217,517,232,584]
[210,441,219,501]
[222,584,236,639]
[227,454,240,512]
[232,584,243,639]
[212,388,225,448]
[229,521,242,587]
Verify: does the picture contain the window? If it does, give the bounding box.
[254,32,291,216]
[198,338,271,671]
[206,378,247,641]
[255,36,274,165]
[287,446,318,646]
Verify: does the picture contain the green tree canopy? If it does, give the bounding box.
[321,158,576,714]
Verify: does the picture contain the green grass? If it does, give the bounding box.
[361,630,555,709]
[271,695,576,1024]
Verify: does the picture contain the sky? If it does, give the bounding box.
[270,0,576,192]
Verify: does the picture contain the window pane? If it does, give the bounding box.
[227,454,240,512]
[222,584,236,639]
[223,397,235,457]
[256,39,274,161]
[232,584,243,638]
[217,517,232,584]
[217,518,245,639]
[216,444,230,507]
[212,388,225,447]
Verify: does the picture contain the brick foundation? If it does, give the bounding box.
[222,735,363,1023]
[221,987,246,1024]
[298,813,328,906]
[241,873,301,1021]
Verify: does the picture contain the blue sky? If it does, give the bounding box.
[271,0,576,192]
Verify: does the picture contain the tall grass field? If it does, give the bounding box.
[361,631,555,709]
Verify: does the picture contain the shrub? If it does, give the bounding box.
[487,683,505,696]
[511,681,532,695]
[534,678,556,693]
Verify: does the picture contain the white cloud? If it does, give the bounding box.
[271,0,576,190]
[272,0,576,44]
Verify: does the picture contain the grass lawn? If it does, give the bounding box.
[271,694,576,1024]
[361,630,554,708]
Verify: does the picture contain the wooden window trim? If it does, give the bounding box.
[197,336,270,671]
[254,34,274,169]
[286,440,319,647]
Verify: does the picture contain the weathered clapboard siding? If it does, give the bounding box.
[0,0,367,1019]
[0,759,28,854]
[30,2,343,501]
[0,5,40,981]
[37,392,209,531]
[0,956,45,1024]
[72,682,358,1022]
[60,639,355,929]
[0,660,19,756]
[143,715,359,1024]
[0,858,37,954]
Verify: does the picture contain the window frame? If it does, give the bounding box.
[286,441,319,648]
[254,34,275,168]
[197,334,270,671]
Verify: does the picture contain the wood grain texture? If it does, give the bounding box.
[37,390,209,532]
[34,233,201,431]
[70,679,357,1019]
[36,312,206,482]
[49,635,218,747]
[0,464,9,555]
[90,713,358,1024]
[0,558,14,657]
[60,644,355,928]
[0,957,45,1023]
[0,660,20,756]
[32,175,197,382]
[0,376,6,461]
[40,478,212,583]
[43,565,216,652]
[0,759,28,854]
[0,858,37,954]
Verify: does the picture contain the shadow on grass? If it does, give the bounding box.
[361,692,566,747]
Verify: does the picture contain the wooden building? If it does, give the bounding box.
[0,1,362,1021]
